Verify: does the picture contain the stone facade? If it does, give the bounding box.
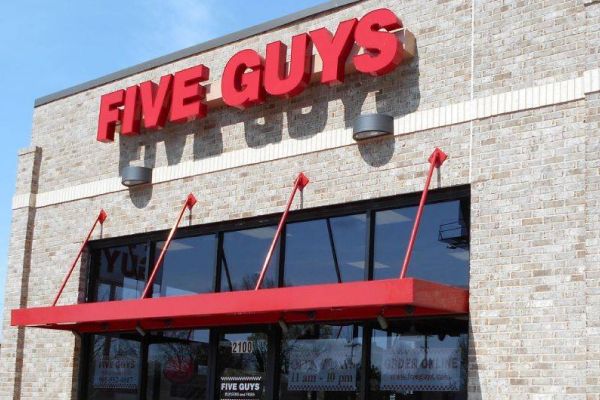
[1,0,599,399]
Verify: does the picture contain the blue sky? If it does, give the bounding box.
[0,0,325,340]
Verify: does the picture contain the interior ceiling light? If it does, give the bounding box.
[353,113,394,141]
[377,315,389,330]
[278,319,289,334]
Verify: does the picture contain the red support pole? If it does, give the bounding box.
[52,209,107,306]
[141,194,197,299]
[255,173,309,290]
[399,148,447,279]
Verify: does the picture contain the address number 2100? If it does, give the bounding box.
[231,341,255,354]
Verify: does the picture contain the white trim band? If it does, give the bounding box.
[12,67,600,210]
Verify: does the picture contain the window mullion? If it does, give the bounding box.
[138,335,149,400]
[143,240,155,298]
[360,325,372,400]
[365,210,375,281]
[277,225,287,288]
[266,327,280,400]
[214,232,224,292]
[207,329,220,400]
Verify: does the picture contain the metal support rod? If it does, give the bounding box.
[399,148,448,279]
[141,194,197,298]
[254,172,309,290]
[53,209,107,306]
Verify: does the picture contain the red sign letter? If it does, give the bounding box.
[264,33,312,97]
[353,8,403,76]
[170,65,210,123]
[310,18,357,85]
[97,90,125,142]
[121,86,141,136]
[140,75,173,130]
[221,49,265,109]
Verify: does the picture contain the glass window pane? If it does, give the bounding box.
[221,226,279,291]
[370,319,468,399]
[374,200,469,287]
[284,214,366,287]
[280,324,362,399]
[217,331,268,400]
[147,330,210,400]
[92,243,148,301]
[152,235,217,297]
[87,334,141,399]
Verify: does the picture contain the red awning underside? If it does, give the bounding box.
[11,278,468,334]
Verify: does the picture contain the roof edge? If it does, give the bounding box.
[34,0,361,108]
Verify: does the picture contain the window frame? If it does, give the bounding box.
[87,185,469,298]
[372,197,470,286]
[80,185,470,400]
[282,213,370,287]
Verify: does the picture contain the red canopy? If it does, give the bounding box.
[12,278,467,333]
[13,150,467,334]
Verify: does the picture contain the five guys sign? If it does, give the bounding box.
[97,8,407,142]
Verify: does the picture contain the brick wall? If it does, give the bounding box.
[470,101,588,398]
[1,0,599,398]
[28,0,472,194]
[584,1,600,396]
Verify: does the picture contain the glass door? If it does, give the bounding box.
[279,323,363,400]
[146,330,210,400]
[216,330,270,400]
[85,333,142,400]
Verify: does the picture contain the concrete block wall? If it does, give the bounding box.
[1,0,599,398]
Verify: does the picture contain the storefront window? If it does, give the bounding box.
[91,243,148,301]
[221,226,279,291]
[284,214,367,286]
[217,331,269,400]
[147,330,210,400]
[370,319,468,399]
[82,192,470,399]
[280,324,363,400]
[86,334,141,400]
[151,235,217,297]
[374,200,469,287]
[88,197,468,299]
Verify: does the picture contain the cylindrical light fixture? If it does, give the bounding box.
[353,113,394,141]
[121,166,152,187]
